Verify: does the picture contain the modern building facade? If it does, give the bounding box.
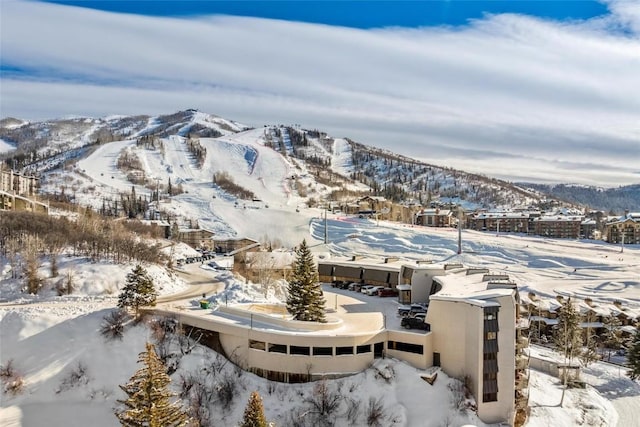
[154,258,527,425]
[0,168,48,213]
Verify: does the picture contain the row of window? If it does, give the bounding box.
[249,340,424,356]
[483,307,499,403]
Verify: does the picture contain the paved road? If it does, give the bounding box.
[157,263,224,304]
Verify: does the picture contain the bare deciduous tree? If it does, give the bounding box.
[23,234,43,294]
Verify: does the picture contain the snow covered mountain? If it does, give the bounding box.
[1,110,640,427]
[1,109,556,212]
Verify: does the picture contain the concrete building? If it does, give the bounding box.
[428,272,526,424]
[0,168,48,214]
[532,215,583,239]
[177,228,215,249]
[157,258,527,425]
[414,208,454,227]
[604,212,640,244]
[467,211,530,234]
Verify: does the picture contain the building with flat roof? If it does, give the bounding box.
[0,168,48,214]
[155,257,527,425]
[429,272,526,424]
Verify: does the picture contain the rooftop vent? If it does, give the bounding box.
[466,268,490,276]
[482,274,510,282]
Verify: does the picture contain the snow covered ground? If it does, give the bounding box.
[2,134,640,426]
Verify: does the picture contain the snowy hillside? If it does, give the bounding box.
[2,109,640,426]
[1,110,563,211]
[1,213,639,426]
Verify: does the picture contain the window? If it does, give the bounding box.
[249,340,266,351]
[486,331,497,340]
[313,347,333,356]
[483,352,497,361]
[356,344,371,354]
[336,346,354,355]
[484,313,496,321]
[483,372,497,381]
[267,343,287,354]
[483,392,498,403]
[388,341,424,355]
[290,346,310,356]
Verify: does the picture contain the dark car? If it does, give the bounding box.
[397,303,427,317]
[401,315,430,330]
[378,288,399,297]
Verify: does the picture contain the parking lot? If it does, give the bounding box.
[321,283,430,333]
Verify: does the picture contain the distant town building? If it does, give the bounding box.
[532,215,583,239]
[177,228,215,249]
[0,167,48,214]
[467,211,530,234]
[604,211,640,244]
[414,208,453,227]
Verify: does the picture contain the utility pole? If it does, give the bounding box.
[154,178,161,220]
[496,219,501,237]
[457,206,463,255]
[324,206,328,244]
[621,230,625,253]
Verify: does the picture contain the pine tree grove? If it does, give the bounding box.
[117,264,158,316]
[240,391,268,427]
[626,327,640,381]
[115,343,191,427]
[286,239,326,322]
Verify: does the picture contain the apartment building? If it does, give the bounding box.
[148,254,529,425]
[532,215,583,239]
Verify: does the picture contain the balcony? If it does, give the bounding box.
[516,317,529,329]
[516,355,529,371]
[515,397,529,410]
[516,336,529,351]
[515,375,529,390]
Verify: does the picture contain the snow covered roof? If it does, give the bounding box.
[431,270,518,306]
[473,211,530,220]
[319,256,404,272]
[245,251,295,269]
[533,215,584,222]
[417,209,452,216]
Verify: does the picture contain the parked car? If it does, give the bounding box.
[397,303,427,317]
[360,285,375,294]
[378,288,399,297]
[348,282,363,292]
[336,281,351,289]
[365,286,384,295]
[401,314,430,330]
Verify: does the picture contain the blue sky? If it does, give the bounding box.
[2,1,639,186]
[45,1,610,28]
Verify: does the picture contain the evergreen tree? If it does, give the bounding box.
[118,264,158,317]
[626,327,640,381]
[286,239,326,322]
[580,310,599,367]
[553,297,581,406]
[115,343,191,427]
[239,391,268,427]
[602,314,624,361]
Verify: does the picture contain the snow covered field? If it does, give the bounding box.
[2,132,640,426]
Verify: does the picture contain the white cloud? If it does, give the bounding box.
[1,0,639,186]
